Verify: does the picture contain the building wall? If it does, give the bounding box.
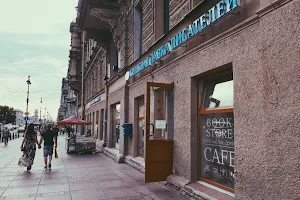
[127,0,156,65]
[126,0,209,66]
[126,0,300,199]
[14,110,24,125]
[73,0,300,199]
[85,100,106,137]
[83,46,106,105]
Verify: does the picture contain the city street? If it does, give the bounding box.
[0,136,187,200]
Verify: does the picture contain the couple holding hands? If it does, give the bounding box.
[18,124,58,171]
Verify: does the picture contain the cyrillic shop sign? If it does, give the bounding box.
[129,0,240,77]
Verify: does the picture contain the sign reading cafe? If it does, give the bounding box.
[200,112,235,189]
[129,0,240,77]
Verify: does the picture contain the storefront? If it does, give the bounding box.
[111,103,121,149]
[121,0,300,199]
[84,93,105,137]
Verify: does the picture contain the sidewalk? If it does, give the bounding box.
[0,136,188,200]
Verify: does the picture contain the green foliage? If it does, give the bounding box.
[0,106,16,124]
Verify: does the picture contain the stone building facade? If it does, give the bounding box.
[67,0,300,199]
[57,78,76,121]
[13,109,24,126]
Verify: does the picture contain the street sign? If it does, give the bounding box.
[24,116,29,121]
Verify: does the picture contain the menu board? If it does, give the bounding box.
[200,112,234,189]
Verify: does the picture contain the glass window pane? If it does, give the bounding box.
[203,80,233,108]
[139,98,145,117]
[112,119,120,149]
[113,103,121,119]
[138,119,145,156]
[200,112,234,189]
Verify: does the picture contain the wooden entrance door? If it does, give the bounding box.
[145,82,174,183]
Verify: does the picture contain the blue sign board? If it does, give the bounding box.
[129,0,240,77]
[24,116,29,121]
[89,96,101,106]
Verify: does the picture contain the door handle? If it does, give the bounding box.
[149,124,154,137]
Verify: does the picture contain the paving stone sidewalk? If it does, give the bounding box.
[0,136,188,200]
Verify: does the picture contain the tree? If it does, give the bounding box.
[0,106,16,124]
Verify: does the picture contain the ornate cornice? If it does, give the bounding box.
[90,8,120,28]
[90,7,123,51]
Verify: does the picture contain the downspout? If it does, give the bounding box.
[81,30,85,135]
[103,80,108,147]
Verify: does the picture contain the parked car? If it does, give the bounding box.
[18,126,25,133]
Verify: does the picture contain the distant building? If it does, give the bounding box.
[13,109,24,125]
[57,78,76,121]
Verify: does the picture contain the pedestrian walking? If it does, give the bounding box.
[66,126,72,137]
[18,123,40,171]
[39,124,58,170]
[52,125,59,136]
[2,127,10,146]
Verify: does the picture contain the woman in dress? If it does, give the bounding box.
[19,123,40,171]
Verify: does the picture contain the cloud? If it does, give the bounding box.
[0,0,78,120]
[0,0,78,34]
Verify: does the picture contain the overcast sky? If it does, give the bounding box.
[0,0,78,121]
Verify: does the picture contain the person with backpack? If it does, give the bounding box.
[18,123,40,171]
[39,124,58,170]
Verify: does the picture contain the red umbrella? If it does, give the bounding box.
[57,116,92,126]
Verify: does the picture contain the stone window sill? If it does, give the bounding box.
[187,182,234,200]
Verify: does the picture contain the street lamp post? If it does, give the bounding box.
[25,76,31,129]
[44,106,46,124]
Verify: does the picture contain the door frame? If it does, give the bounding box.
[145,82,174,182]
[145,82,174,142]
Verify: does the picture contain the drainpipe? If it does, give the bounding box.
[81,30,85,135]
[103,80,108,148]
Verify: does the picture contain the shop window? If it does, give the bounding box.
[198,71,234,192]
[112,103,121,149]
[100,109,104,140]
[134,3,143,59]
[192,0,204,8]
[137,97,145,157]
[96,111,99,139]
[150,88,167,140]
[89,113,92,134]
[110,40,118,77]
[155,0,169,40]
[92,112,95,136]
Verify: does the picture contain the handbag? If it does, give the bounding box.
[55,147,58,158]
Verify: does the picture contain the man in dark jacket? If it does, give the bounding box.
[66,126,72,137]
[39,125,57,169]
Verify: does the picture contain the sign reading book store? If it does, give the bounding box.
[200,112,234,189]
[128,0,240,77]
